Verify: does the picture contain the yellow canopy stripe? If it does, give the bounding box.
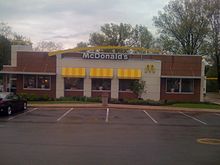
[90,68,113,78]
[117,69,141,79]
[62,68,86,77]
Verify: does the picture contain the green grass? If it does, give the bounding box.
[170,102,220,109]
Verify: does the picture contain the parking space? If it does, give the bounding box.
[60,108,107,123]
[0,107,220,126]
[148,111,206,126]
[109,109,154,125]
[1,107,220,165]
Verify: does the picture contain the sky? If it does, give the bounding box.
[0,0,170,49]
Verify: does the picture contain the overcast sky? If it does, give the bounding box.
[0,0,170,49]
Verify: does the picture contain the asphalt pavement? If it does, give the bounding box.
[0,107,220,165]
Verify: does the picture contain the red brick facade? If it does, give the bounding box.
[16,75,56,98]
[1,51,203,102]
[64,91,84,97]
[160,78,201,102]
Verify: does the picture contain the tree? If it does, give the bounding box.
[0,35,11,69]
[0,22,12,38]
[130,80,146,98]
[89,32,108,46]
[11,33,32,45]
[154,34,182,54]
[88,23,154,48]
[34,41,63,52]
[0,22,32,69]
[0,22,31,46]
[153,0,210,55]
[76,42,88,48]
[129,25,154,48]
[203,0,220,92]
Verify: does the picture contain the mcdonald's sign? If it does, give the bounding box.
[144,64,156,73]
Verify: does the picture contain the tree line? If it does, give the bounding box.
[0,0,219,91]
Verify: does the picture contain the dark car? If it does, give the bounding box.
[0,92,27,116]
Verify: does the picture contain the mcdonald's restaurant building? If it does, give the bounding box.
[0,45,205,102]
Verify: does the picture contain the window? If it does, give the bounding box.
[166,78,180,93]
[37,76,50,89]
[119,79,136,91]
[23,75,51,89]
[64,78,83,90]
[24,75,36,88]
[181,79,194,92]
[92,79,111,90]
[166,78,194,93]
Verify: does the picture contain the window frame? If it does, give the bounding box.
[119,79,136,92]
[64,78,84,91]
[165,78,194,94]
[91,78,111,91]
[23,75,51,90]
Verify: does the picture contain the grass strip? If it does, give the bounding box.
[171,103,220,109]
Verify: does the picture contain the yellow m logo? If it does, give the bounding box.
[144,64,156,73]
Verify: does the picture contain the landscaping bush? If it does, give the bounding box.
[109,98,121,104]
[18,93,51,101]
[57,96,75,101]
[122,99,162,106]
[86,97,101,102]
[56,96,101,103]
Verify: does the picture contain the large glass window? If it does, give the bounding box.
[24,75,37,88]
[166,78,194,93]
[37,76,50,89]
[92,79,111,90]
[119,79,136,91]
[166,78,180,93]
[64,78,83,90]
[181,79,194,92]
[23,75,51,89]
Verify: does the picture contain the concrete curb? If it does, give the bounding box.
[28,103,220,113]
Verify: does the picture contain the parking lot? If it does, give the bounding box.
[0,108,220,165]
[1,107,220,126]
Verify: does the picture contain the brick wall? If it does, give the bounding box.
[64,91,83,97]
[16,75,56,98]
[160,78,201,102]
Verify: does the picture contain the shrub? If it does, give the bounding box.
[18,93,51,101]
[109,98,121,104]
[56,96,101,103]
[86,97,101,102]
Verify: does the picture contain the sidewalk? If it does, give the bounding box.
[29,103,220,113]
[204,92,220,105]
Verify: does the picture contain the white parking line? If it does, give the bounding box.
[179,112,208,125]
[105,108,110,123]
[57,108,73,122]
[8,108,38,121]
[215,113,220,117]
[143,110,158,124]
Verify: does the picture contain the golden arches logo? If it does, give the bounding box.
[144,64,156,73]
[48,46,160,56]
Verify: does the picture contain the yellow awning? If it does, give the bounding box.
[90,68,113,78]
[117,68,141,79]
[62,68,86,77]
